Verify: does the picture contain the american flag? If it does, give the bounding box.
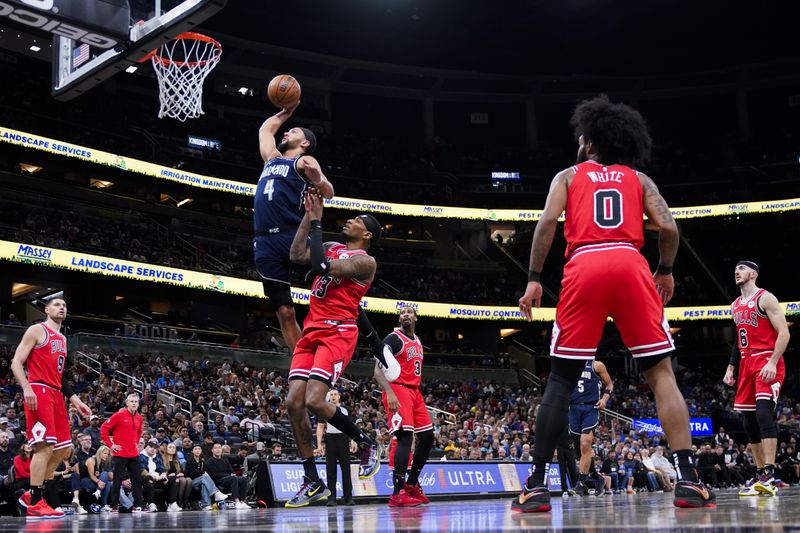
[72,44,90,68]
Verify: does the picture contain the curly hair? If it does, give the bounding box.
[570,94,652,168]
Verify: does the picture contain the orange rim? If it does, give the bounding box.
[138,32,222,66]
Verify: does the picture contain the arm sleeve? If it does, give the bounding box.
[100,417,113,448]
[729,344,741,370]
[308,221,330,276]
[357,308,387,366]
[382,333,404,355]
[61,371,76,400]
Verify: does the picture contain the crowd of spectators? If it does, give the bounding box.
[1,340,799,513]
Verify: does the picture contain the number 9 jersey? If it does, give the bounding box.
[28,322,67,389]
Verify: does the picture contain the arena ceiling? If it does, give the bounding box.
[202,0,799,76]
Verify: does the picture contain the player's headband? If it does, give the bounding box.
[298,127,317,154]
[357,214,382,244]
[736,260,759,273]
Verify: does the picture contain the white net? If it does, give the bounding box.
[150,33,222,122]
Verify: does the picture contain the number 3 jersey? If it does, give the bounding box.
[28,323,67,389]
[383,328,424,388]
[304,243,371,329]
[563,160,645,258]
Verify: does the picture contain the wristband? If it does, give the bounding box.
[656,264,673,275]
[527,270,541,282]
[310,220,321,228]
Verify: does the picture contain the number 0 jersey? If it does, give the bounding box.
[28,323,67,389]
[732,288,778,355]
[383,328,424,388]
[564,160,645,258]
[304,243,371,329]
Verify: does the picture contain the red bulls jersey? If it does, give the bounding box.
[304,243,371,329]
[732,289,778,354]
[564,160,645,258]
[28,323,67,389]
[390,328,424,388]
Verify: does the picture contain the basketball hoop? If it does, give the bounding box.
[142,32,222,122]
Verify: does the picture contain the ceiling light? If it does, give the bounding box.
[125,65,138,74]
[176,198,193,207]
[29,45,40,52]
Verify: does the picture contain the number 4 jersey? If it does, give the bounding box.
[28,322,67,389]
[563,160,645,258]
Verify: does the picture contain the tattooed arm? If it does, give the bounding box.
[639,172,679,304]
[328,254,377,285]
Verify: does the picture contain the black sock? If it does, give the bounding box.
[578,472,589,483]
[392,431,412,494]
[393,473,405,495]
[763,464,775,478]
[526,462,548,489]
[408,429,433,486]
[44,480,60,508]
[31,485,43,505]
[327,407,373,445]
[526,359,584,488]
[673,449,700,483]
[302,457,321,483]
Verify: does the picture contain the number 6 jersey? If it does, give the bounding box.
[28,322,67,389]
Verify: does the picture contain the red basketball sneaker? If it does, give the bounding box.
[388,489,422,507]
[18,490,31,509]
[26,499,66,519]
[404,483,429,504]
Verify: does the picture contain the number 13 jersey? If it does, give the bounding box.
[304,243,371,329]
[564,160,644,259]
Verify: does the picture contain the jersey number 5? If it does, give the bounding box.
[594,189,623,228]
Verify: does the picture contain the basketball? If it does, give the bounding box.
[267,74,301,108]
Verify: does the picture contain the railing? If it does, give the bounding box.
[74,350,102,377]
[207,408,225,429]
[598,408,633,428]
[519,368,541,388]
[156,389,193,419]
[112,370,144,397]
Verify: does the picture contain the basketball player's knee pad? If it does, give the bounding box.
[415,429,433,451]
[755,399,777,439]
[545,357,587,406]
[262,279,293,311]
[637,352,671,373]
[742,411,761,444]
[395,430,413,449]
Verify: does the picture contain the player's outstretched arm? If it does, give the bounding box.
[760,292,790,375]
[328,255,376,285]
[258,102,300,163]
[639,172,679,304]
[10,325,42,410]
[593,360,614,410]
[297,156,334,199]
[519,169,568,319]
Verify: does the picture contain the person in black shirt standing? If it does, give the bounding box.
[205,443,249,510]
[316,389,355,506]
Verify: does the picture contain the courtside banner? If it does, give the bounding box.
[2,241,798,321]
[0,127,255,196]
[268,461,560,500]
[2,126,800,221]
[633,418,714,437]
